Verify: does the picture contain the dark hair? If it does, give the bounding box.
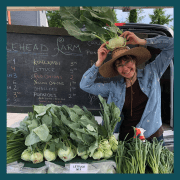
[114,55,137,69]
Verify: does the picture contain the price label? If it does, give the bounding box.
[70,163,88,172]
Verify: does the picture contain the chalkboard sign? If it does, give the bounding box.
[7,25,122,113]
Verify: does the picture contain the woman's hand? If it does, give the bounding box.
[96,43,110,67]
[120,31,147,46]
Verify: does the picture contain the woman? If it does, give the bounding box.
[80,31,174,143]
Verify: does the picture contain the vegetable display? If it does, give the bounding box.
[115,132,174,174]
[59,6,126,50]
[7,127,27,164]
[7,95,174,173]
[6,95,120,164]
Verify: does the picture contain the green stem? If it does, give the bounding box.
[112,24,123,34]
[43,143,48,152]
[93,34,113,51]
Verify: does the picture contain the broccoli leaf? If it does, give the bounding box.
[33,124,50,141]
[79,115,99,128]
[98,95,121,137]
[62,20,96,41]
[80,14,107,35]
[77,143,88,151]
[71,105,84,116]
[59,7,81,24]
[91,7,110,13]
[33,105,51,118]
[28,119,39,132]
[88,139,99,157]
[82,7,115,26]
[25,131,41,146]
[41,115,52,127]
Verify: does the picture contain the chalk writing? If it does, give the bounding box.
[34,59,60,66]
[70,68,77,74]
[34,87,57,91]
[52,37,82,57]
[70,62,77,66]
[11,66,15,71]
[49,81,64,86]
[33,92,57,98]
[70,75,74,80]
[7,43,48,52]
[37,96,66,105]
[33,67,55,72]
[7,73,17,78]
[34,80,47,85]
[86,49,97,55]
[34,80,64,86]
[33,73,62,80]
[87,41,101,46]
[88,94,98,105]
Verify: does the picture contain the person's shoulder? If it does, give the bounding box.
[109,77,125,88]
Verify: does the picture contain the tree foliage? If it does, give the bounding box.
[129,9,137,23]
[137,9,146,23]
[149,8,173,25]
[113,9,120,23]
[46,10,63,28]
[125,9,146,23]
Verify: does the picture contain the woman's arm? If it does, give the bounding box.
[146,35,174,78]
[80,43,111,97]
[120,31,174,78]
[79,64,111,97]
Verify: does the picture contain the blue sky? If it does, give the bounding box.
[115,8,174,28]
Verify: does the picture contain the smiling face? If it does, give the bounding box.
[114,55,137,79]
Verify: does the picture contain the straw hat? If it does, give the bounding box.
[99,46,152,78]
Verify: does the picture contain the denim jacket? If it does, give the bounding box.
[80,35,174,138]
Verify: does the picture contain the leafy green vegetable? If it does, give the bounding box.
[59,6,125,50]
[28,119,39,132]
[7,127,27,164]
[33,124,50,141]
[25,131,41,146]
[7,95,122,164]
[33,105,51,117]
[41,115,52,128]
[159,147,174,173]
[60,105,99,157]
[115,135,174,174]
[98,95,121,138]
[147,138,164,174]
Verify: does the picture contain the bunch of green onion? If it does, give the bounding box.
[7,127,27,164]
[115,136,174,174]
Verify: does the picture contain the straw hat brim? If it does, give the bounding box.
[99,46,151,78]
